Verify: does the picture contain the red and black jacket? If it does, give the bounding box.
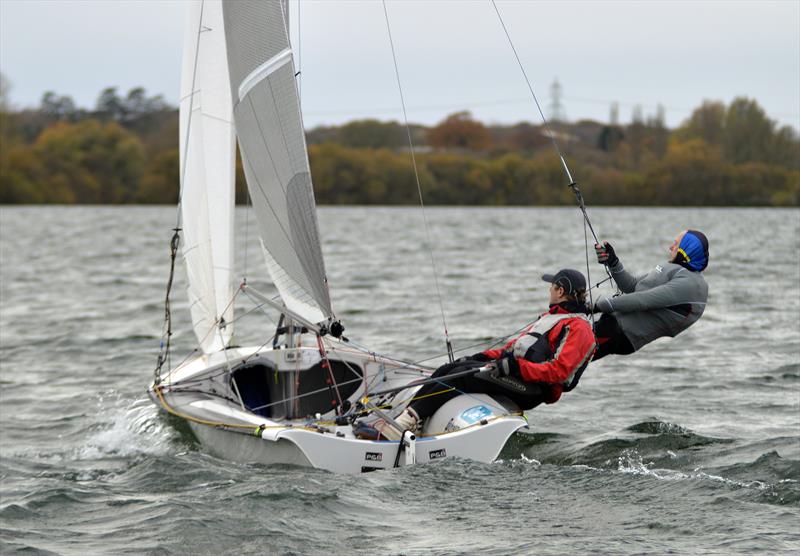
[482,301,597,403]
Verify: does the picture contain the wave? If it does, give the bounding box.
[507,418,800,508]
[554,419,733,468]
[76,392,184,461]
[710,451,800,506]
[764,362,800,382]
[614,449,800,507]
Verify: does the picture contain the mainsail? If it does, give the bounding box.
[180,0,236,353]
[221,0,332,325]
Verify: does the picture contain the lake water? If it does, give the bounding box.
[1,206,798,555]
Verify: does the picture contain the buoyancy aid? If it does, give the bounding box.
[505,311,594,391]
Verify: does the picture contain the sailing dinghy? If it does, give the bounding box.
[149,0,526,474]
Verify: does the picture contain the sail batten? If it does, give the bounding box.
[222,0,332,324]
[180,0,236,354]
[238,47,293,101]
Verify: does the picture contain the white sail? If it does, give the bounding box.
[221,0,332,325]
[179,0,236,353]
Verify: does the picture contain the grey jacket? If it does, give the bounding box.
[599,260,708,350]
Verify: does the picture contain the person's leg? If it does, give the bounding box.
[409,360,484,420]
[593,314,635,360]
[411,367,550,420]
[463,372,549,411]
[365,359,487,440]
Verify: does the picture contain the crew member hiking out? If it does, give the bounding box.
[592,229,709,360]
[368,269,597,440]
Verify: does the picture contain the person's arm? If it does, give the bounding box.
[607,259,642,294]
[596,242,641,293]
[480,337,515,360]
[597,268,695,313]
[516,322,596,384]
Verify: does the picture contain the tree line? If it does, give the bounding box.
[1,77,797,206]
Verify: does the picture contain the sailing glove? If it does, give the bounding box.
[595,241,619,266]
[454,352,490,364]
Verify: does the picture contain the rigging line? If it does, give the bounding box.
[489,0,567,183]
[162,286,241,382]
[241,333,278,366]
[245,376,365,413]
[582,212,595,325]
[164,348,199,385]
[490,0,614,289]
[316,335,344,414]
[340,318,535,377]
[388,370,512,418]
[153,385,323,433]
[155,228,182,382]
[243,190,252,279]
[321,338,372,385]
[226,297,267,327]
[381,0,454,362]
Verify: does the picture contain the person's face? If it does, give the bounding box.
[549,282,566,304]
[668,231,687,262]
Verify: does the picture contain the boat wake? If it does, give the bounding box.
[78,392,181,460]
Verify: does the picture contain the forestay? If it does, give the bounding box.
[222,0,332,325]
[179,0,236,354]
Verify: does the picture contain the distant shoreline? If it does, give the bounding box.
[2,204,797,210]
[2,92,798,207]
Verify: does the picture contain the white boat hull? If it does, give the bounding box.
[151,342,527,474]
[186,408,525,474]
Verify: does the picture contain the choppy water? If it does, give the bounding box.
[1,206,799,555]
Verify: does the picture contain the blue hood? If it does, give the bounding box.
[677,230,709,272]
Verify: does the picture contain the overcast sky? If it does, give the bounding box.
[1,0,798,130]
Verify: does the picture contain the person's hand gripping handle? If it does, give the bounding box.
[595,241,618,266]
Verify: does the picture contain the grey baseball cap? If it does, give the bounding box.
[541,268,587,295]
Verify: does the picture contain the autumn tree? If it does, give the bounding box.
[677,97,798,168]
[598,125,624,152]
[645,139,727,205]
[95,87,127,122]
[40,91,77,121]
[95,86,170,127]
[678,100,726,147]
[771,125,800,169]
[0,72,10,112]
[335,119,407,149]
[1,120,145,203]
[722,97,775,164]
[428,111,491,151]
[627,105,646,167]
[508,122,550,151]
[648,104,668,158]
[138,148,178,203]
